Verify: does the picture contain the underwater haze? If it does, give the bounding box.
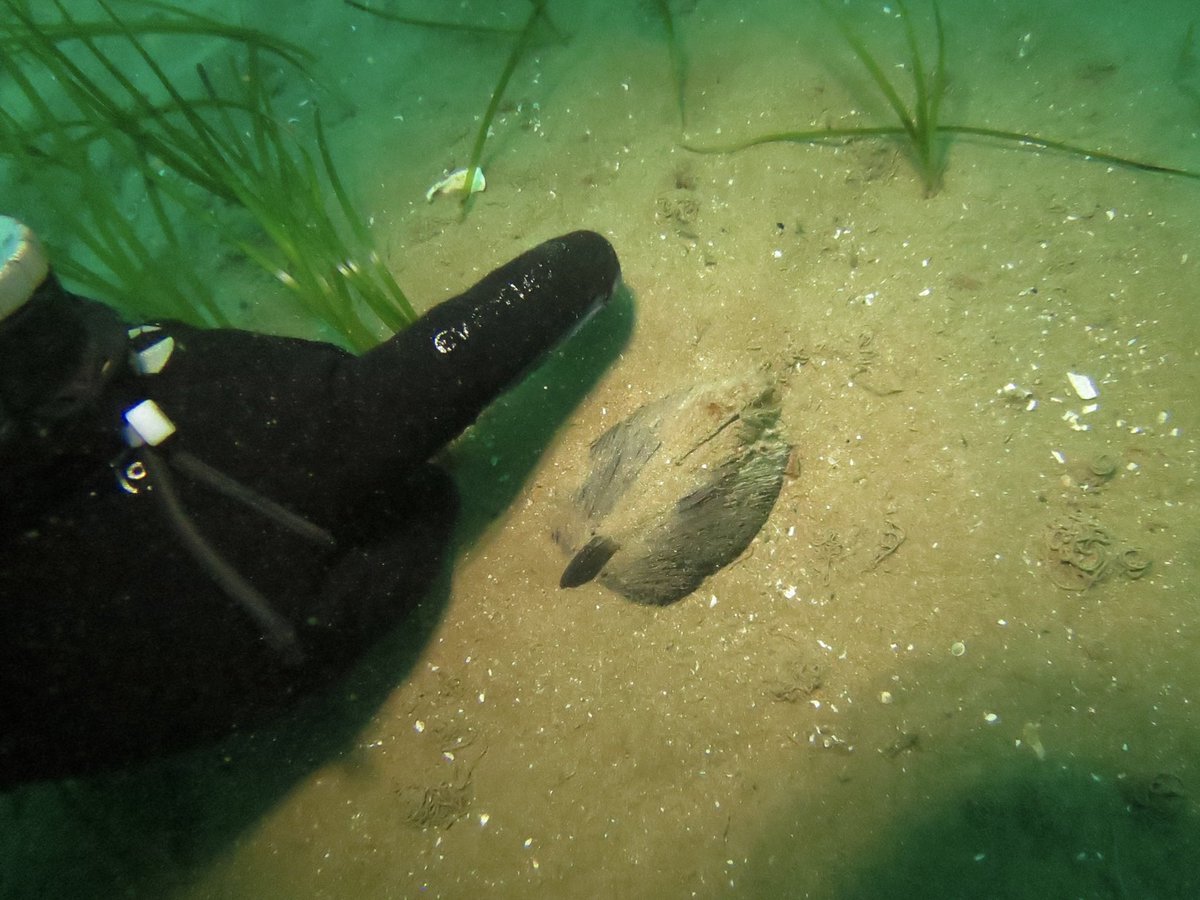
[3,0,1200,897]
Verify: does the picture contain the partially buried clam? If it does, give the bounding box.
[553,374,791,605]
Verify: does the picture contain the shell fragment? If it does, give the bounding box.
[425,166,486,202]
[1066,372,1099,401]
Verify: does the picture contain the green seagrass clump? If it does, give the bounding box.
[1,0,416,349]
[685,0,1200,197]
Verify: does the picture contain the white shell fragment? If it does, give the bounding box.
[998,382,1037,411]
[425,166,486,202]
[999,382,1032,401]
[1066,371,1099,401]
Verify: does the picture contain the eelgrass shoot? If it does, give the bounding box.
[343,0,525,36]
[0,0,316,71]
[458,0,556,216]
[0,48,224,326]
[653,0,689,132]
[685,0,1200,197]
[1,0,416,350]
[346,0,562,217]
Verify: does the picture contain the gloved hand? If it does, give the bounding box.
[0,217,621,787]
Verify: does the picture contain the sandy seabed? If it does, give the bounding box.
[5,1,1200,897]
